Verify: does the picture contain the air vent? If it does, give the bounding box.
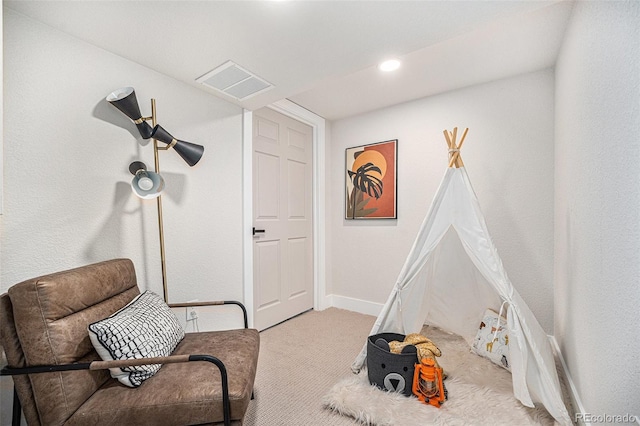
[196,61,273,101]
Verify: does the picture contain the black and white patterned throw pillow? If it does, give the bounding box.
[88,291,185,387]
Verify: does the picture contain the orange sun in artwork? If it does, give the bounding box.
[352,150,387,182]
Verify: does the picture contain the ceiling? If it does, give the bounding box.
[5,1,574,121]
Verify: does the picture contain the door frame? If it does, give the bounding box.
[242,99,327,328]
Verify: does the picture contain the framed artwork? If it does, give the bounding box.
[345,139,397,219]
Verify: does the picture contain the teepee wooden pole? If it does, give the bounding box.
[444,128,458,167]
[447,127,468,168]
[443,129,453,149]
[456,127,468,167]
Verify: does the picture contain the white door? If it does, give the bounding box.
[252,107,313,331]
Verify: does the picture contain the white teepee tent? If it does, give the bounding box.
[352,129,571,424]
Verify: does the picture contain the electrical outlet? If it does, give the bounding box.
[185,300,198,322]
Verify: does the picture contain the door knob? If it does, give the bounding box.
[253,227,265,236]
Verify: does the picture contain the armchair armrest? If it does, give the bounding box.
[1,354,232,426]
[169,300,249,328]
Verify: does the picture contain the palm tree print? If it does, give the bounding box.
[346,149,387,218]
[348,162,384,198]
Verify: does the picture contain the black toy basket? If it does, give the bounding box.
[367,332,417,397]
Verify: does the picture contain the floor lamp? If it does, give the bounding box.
[106,87,204,303]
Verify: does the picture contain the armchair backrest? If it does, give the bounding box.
[0,259,140,426]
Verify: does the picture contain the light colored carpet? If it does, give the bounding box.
[244,308,572,426]
[243,308,376,426]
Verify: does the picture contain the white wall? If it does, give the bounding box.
[1,8,244,297]
[0,10,245,422]
[0,2,4,215]
[329,69,556,332]
[555,0,640,421]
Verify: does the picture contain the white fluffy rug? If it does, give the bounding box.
[323,326,559,426]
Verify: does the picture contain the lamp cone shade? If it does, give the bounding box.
[173,140,205,167]
[106,87,153,139]
[129,161,165,199]
[151,125,204,167]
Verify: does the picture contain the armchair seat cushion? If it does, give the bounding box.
[66,329,260,426]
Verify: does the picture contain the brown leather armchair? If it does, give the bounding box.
[0,259,259,426]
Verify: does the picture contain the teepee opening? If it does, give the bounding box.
[418,226,502,341]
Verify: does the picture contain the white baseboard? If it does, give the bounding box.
[550,337,640,426]
[549,335,589,426]
[327,294,383,317]
[317,294,334,311]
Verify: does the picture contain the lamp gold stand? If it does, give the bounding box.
[147,99,169,303]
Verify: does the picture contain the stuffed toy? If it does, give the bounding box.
[389,333,443,370]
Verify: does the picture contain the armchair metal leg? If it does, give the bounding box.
[12,387,21,426]
[189,355,231,426]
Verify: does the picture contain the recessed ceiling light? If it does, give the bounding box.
[378,59,401,72]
